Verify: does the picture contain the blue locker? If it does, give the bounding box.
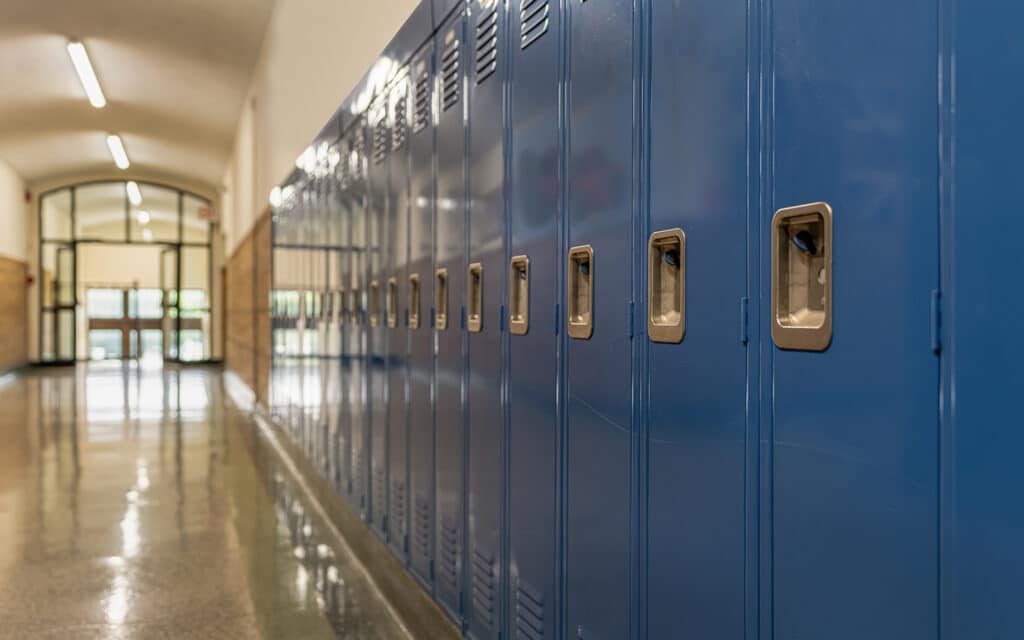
[408,43,437,589]
[645,1,750,638]
[387,71,413,562]
[506,0,561,638]
[367,92,391,538]
[943,4,1024,638]
[348,123,371,517]
[767,2,939,638]
[564,0,639,638]
[465,0,507,638]
[433,8,469,625]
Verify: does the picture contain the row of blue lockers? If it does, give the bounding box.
[265,0,1024,638]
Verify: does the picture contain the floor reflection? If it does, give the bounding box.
[0,362,406,639]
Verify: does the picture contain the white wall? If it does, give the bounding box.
[0,159,29,262]
[222,0,419,253]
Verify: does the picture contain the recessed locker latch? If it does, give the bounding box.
[567,245,594,340]
[647,228,686,344]
[771,202,833,351]
[435,268,448,331]
[386,277,398,329]
[408,274,421,330]
[369,280,380,328]
[509,255,529,336]
[468,263,483,333]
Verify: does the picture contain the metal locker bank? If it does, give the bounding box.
[257,1,1024,639]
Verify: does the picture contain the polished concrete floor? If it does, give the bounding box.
[0,362,408,639]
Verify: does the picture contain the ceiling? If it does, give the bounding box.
[0,0,276,189]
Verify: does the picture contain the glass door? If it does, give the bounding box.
[160,247,179,361]
[40,243,76,363]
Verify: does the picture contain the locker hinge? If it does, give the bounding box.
[554,303,560,336]
[430,306,436,328]
[499,304,505,332]
[461,305,467,331]
[405,309,410,327]
[740,297,750,345]
[627,301,635,339]
[930,289,942,354]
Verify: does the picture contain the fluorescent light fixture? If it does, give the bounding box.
[67,41,106,108]
[126,181,142,206]
[106,134,130,169]
[142,229,153,242]
[136,210,150,225]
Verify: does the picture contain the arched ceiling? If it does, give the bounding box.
[0,0,275,189]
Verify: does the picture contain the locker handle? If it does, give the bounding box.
[435,268,448,331]
[350,288,361,326]
[386,277,398,329]
[648,229,686,344]
[408,274,421,330]
[771,202,833,351]
[468,263,483,333]
[509,255,529,336]
[369,281,380,328]
[567,245,593,340]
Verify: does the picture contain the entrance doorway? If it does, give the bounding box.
[85,287,165,361]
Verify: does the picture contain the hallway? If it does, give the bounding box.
[0,364,407,639]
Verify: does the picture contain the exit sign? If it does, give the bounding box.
[197,204,218,221]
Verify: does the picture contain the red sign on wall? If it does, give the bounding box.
[197,205,218,221]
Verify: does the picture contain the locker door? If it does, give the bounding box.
[564,1,638,638]
[465,1,508,639]
[368,94,391,538]
[646,1,750,638]
[944,5,1024,638]
[408,45,437,589]
[507,0,561,638]
[348,125,371,517]
[769,2,939,638]
[387,72,413,562]
[433,10,469,625]
[336,138,353,499]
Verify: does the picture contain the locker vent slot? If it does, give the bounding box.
[413,495,431,561]
[515,578,545,640]
[414,69,431,133]
[441,39,461,112]
[472,546,496,626]
[475,6,499,84]
[392,90,409,151]
[439,516,460,591]
[373,114,389,165]
[390,480,406,541]
[520,0,550,50]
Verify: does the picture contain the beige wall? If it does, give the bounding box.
[222,0,419,254]
[0,159,30,370]
[0,159,29,262]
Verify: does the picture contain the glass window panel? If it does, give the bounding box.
[86,289,124,319]
[75,183,127,242]
[182,195,211,244]
[41,189,72,241]
[41,311,55,361]
[41,244,75,307]
[130,184,179,243]
[128,289,163,319]
[140,329,162,359]
[57,310,75,360]
[89,329,123,360]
